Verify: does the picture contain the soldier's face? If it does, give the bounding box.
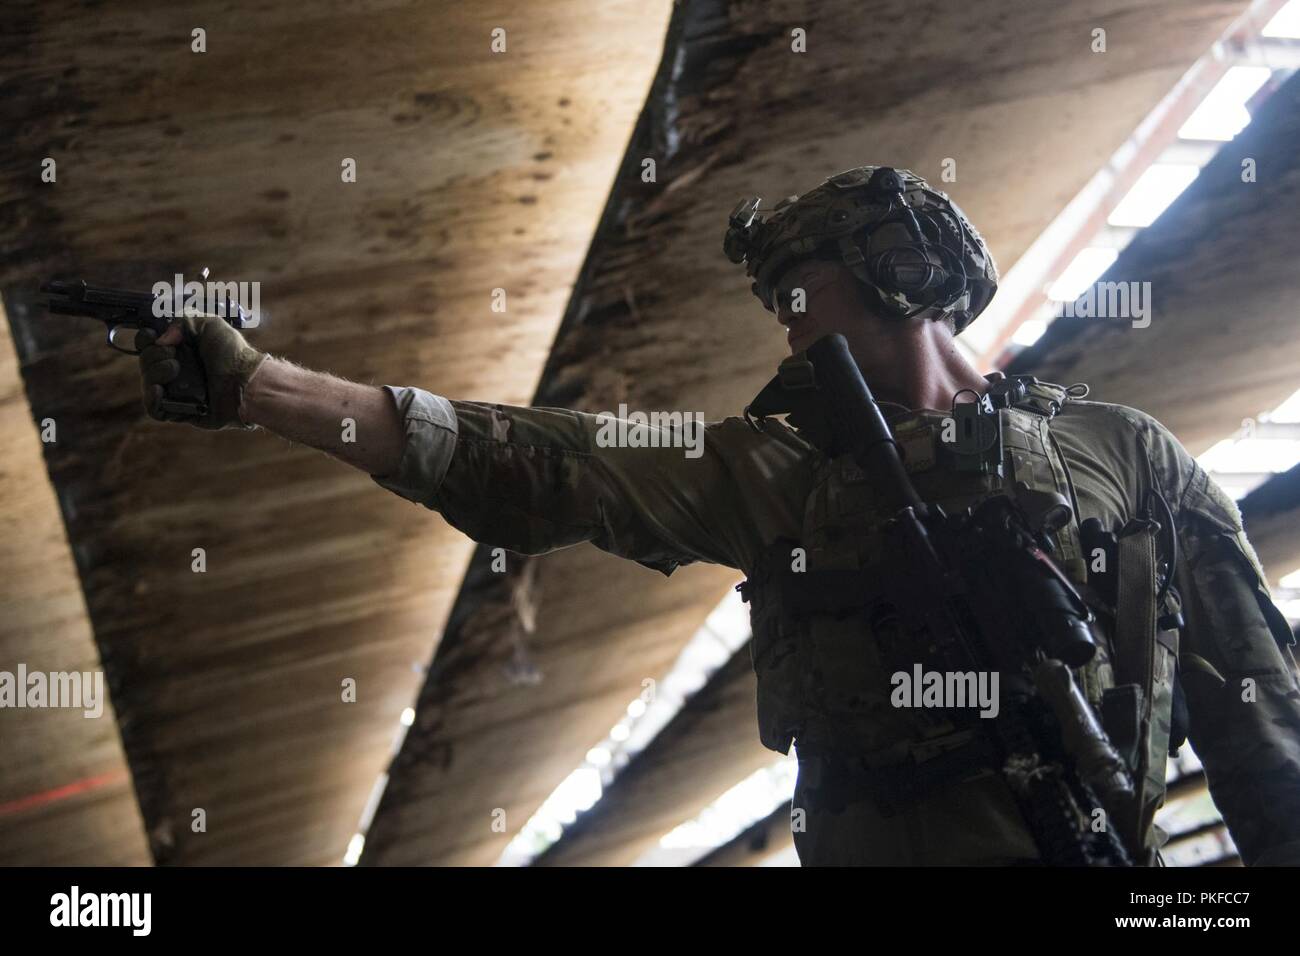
[771,258,873,354]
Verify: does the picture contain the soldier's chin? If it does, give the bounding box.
[788,331,816,353]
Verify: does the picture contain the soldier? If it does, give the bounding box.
[136,166,1300,866]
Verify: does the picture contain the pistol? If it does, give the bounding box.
[41,274,253,418]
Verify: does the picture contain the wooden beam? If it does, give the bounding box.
[0,0,672,865]
[0,300,151,865]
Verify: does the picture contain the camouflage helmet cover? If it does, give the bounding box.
[723,166,998,334]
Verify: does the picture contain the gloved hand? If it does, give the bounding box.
[136,314,266,429]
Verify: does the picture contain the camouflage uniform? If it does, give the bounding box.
[372,380,1300,866]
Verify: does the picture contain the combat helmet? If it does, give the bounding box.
[723,166,998,334]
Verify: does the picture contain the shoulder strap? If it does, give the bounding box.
[1115,530,1158,693]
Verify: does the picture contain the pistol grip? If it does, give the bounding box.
[163,337,211,417]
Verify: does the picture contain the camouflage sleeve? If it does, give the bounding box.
[370,385,811,575]
[1162,446,1300,864]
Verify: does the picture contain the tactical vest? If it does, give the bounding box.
[739,380,1180,861]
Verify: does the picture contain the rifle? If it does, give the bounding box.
[41,273,254,419]
[748,333,1137,865]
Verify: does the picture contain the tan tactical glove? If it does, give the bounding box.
[136,314,266,429]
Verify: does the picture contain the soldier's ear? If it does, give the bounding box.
[799,259,837,289]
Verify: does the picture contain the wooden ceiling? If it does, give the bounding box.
[4,0,1286,868]
[0,0,672,865]
[0,301,150,865]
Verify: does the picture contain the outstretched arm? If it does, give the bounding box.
[140,315,813,574]
[241,357,405,477]
[145,321,404,476]
[368,390,805,574]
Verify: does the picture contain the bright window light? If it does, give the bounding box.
[1201,389,1300,501]
[1264,388,1300,423]
[1155,786,1223,838]
[635,756,798,866]
[1108,164,1200,228]
[1279,568,1300,589]
[1012,318,1049,347]
[343,833,365,867]
[1198,436,1300,474]
[549,768,602,817]
[1178,66,1272,141]
[1047,248,1118,302]
[1277,598,1300,624]
[758,845,801,867]
[1263,0,1300,38]
[496,768,604,866]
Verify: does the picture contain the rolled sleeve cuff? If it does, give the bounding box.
[370,385,458,508]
